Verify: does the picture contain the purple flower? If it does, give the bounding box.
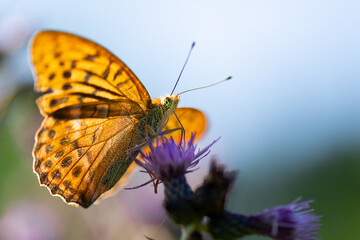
[254,198,321,240]
[128,133,218,189]
[208,198,321,240]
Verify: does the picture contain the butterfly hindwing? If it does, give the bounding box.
[164,107,207,142]
[33,115,140,208]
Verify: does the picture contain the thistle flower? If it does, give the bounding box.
[128,133,218,227]
[129,133,218,185]
[208,198,321,240]
[254,198,321,240]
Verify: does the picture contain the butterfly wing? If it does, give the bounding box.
[31,30,152,115]
[31,31,152,208]
[33,116,139,207]
[164,107,207,142]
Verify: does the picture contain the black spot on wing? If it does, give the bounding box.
[50,184,62,195]
[84,72,92,83]
[61,156,72,168]
[43,160,53,168]
[49,97,69,108]
[60,136,70,145]
[84,51,99,61]
[72,166,82,177]
[34,158,43,172]
[116,79,129,88]
[49,73,55,80]
[113,69,122,81]
[62,84,72,90]
[34,142,45,154]
[55,149,65,158]
[51,169,62,180]
[48,130,56,138]
[84,54,97,61]
[37,128,47,138]
[102,64,110,79]
[45,145,53,154]
[63,71,71,78]
[71,141,78,149]
[77,148,84,158]
[40,88,53,95]
[39,172,49,184]
[62,180,75,194]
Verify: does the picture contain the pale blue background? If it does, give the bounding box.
[0,1,360,239]
[2,0,359,167]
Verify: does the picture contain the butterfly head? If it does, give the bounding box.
[157,94,179,119]
[162,94,179,110]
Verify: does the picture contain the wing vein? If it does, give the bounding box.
[45,118,107,176]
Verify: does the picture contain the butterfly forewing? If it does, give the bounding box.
[31,31,152,115]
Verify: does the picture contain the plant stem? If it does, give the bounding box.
[180,225,196,240]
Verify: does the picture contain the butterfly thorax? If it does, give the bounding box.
[126,95,179,155]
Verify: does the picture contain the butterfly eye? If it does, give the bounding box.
[163,97,172,110]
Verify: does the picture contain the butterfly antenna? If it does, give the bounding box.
[177,76,232,95]
[170,42,196,95]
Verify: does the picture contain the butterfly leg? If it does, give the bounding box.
[144,124,157,138]
[161,127,182,137]
[173,112,185,147]
[126,126,183,152]
[144,124,182,139]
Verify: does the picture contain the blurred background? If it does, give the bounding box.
[0,0,359,239]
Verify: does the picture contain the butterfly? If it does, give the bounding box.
[31,31,207,208]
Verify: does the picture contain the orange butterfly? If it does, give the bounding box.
[31,31,206,208]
